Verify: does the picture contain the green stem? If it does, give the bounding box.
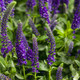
[34,68,37,80]
[49,66,51,80]
[23,65,26,80]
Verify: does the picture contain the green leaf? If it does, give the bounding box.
[70,64,76,76]
[39,61,48,71]
[15,73,24,80]
[0,56,7,67]
[75,60,80,67]
[73,72,80,80]
[38,35,48,41]
[38,45,46,51]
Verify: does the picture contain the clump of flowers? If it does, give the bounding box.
[48,0,60,14]
[1,1,16,57]
[32,35,39,72]
[39,0,50,24]
[45,25,56,65]
[71,3,80,30]
[56,66,63,80]
[26,0,36,11]
[0,0,6,13]
[0,73,11,80]
[16,21,27,65]
[29,19,40,36]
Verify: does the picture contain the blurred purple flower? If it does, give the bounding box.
[0,73,11,80]
[29,19,40,36]
[26,0,36,10]
[4,0,14,17]
[16,21,27,65]
[50,14,58,31]
[48,0,60,14]
[67,42,74,56]
[32,36,39,72]
[71,3,80,30]
[1,1,14,57]
[56,67,63,80]
[0,0,6,12]
[74,0,80,9]
[45,26,56,65]
[39,0,50,24]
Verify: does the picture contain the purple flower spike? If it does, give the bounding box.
[1,1,16,57]
[0,73,11,80]
[48,0,60,14]
[32,35,39,72]
[71,3,80,30]
[74,0,80,9]
[45,26,56,65]
[39,0,50,24]
[29,19,40,36]
[0,0,6,12]
[56,67,63,80]
[4,0,14,17]
[67,42,74,56]
[16,21,27,65]
[26,0,36,10]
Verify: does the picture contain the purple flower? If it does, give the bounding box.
[4,0,14,17]
[0,73,11,80]
[56,67,63,80]
[39,0,50,24]
[50,14,58,31]
[45,26,56,65]
[22,35,29,50]
[74,0,80,9]
[32,35,39,72]
[48,0,60,14]
[71,3,80,30]
[29,19,40,36]
[67,42,74,56]
[26,0,36,10]
[0,0,6,12]
[16,21,27,65]
[1,1,16,57]
[60,0,69,8]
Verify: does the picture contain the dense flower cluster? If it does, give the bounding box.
[26,0,36,10]
[45,26,56,65]
[0,0,14,17]
[0,73,11,80]
[56,67,63,80]
[29,19,40,36]
[1,1,15,57]
[0,0,6,12]
[60,0,69,8]
[67,42,74,56]
[39,0,50,24]
[71,3,80,30]
[48,0,60,14]
[16,22,27,65]
[74,0,80,9]
[32,36,39,72]
[22,35,29,50]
